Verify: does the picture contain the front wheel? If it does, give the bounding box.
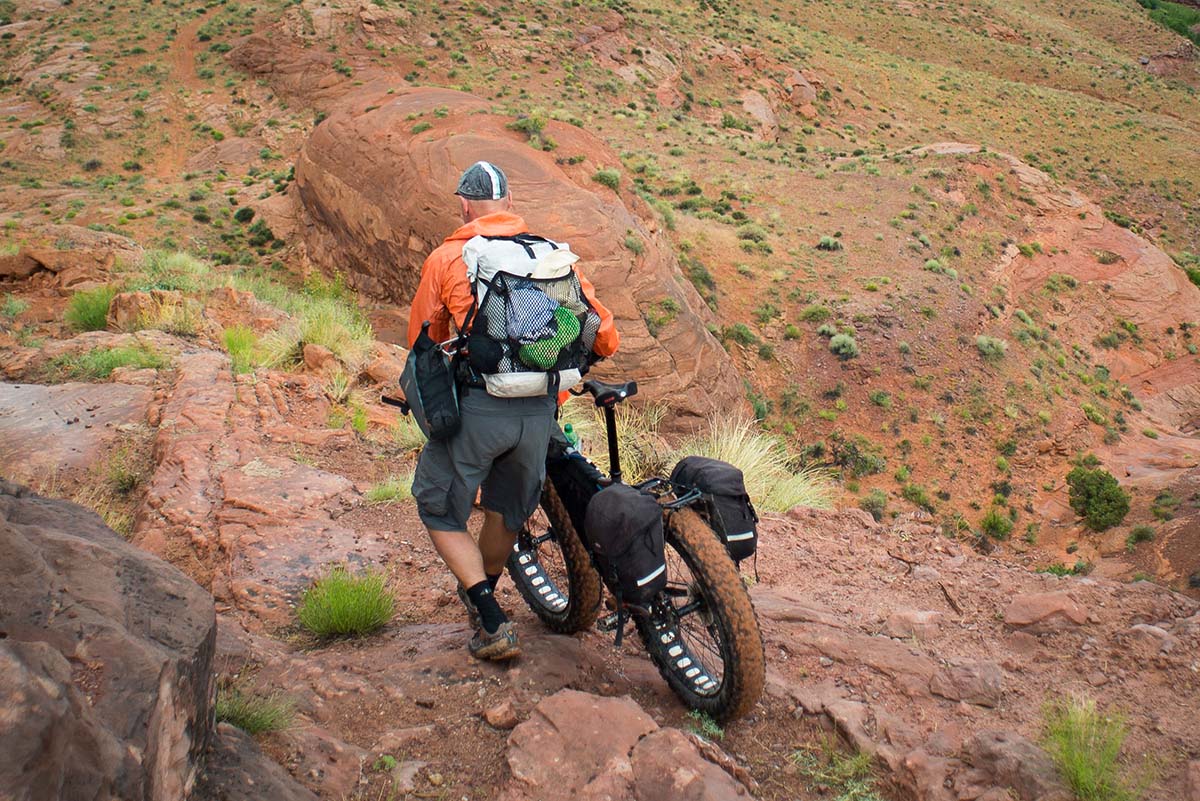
[636,508,765,722]
[506,480,602,634]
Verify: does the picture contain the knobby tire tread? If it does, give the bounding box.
[639,508,766,723]
[507,480,602,634]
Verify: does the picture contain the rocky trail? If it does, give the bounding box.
[4,320,1200,800]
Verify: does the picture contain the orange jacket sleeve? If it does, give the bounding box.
[579,272,619,358]
[407,244,476,348]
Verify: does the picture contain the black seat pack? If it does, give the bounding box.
[671,456,759,562]
[583,483,667,609]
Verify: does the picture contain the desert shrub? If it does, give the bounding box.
[816,235,843,251]
[901,483,934,511]
[980,506,1013,539]
[215,682,295,735]
[65,285,118,331]
[1125,525,1154,551]
[592,168,620,190]
[297,566,395,638]
[736,223,769,243]
[233,206,255,224]
[1042,696,1149,801]
[1066,466,1129,531]
[829,432,886,477]
[829,333,859,359]
[50,345,166,380]
[859,489,888,522]
[784,324,802,340]
[976,335,1007,361]
[365,474,414,504]
[798,304,831,322]
[722,323,758,347]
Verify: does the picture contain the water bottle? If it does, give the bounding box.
[563,423,579,448]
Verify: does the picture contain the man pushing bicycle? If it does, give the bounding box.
[407,161,620,661]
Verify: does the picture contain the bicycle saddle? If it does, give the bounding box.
[580,379,638,407]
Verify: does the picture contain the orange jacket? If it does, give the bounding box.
[407,212,620,361]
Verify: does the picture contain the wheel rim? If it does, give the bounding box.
[651,538,726,697]
[511,505,570,614]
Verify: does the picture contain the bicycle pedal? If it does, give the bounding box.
[596,612,620,633]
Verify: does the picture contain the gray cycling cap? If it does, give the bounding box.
[454,161,509,201]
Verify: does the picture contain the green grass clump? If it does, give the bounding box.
[686,710,724,741]
[260,294,374,372]
[223,325,260,375]
[215,683,295,735]
[2,293,29,320]
[297,566,395,638]
[1042,696,1149,801]
[65,285,118,332]
[51,345,166,380]
[792,738,884,801]
[364,474,414,504]
[393,414,426,451]
[980,506,1014,539]
[125,250,214,292]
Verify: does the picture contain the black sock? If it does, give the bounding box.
[466,580,507,634]
[486,572,502,591]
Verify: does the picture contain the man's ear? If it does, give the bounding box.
[459,195,471,220]
[503,193,513,210]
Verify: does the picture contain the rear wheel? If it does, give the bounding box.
[506,480,602,634]
[636,508,765,722]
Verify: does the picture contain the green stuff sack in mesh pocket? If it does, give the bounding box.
[518,306,580,370]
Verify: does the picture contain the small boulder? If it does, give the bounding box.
[966,730,1070,801]
[303,343,338,375]
[930,661,1004,707]
[1004,592,1088,633]
[485,699,520,730]
[885,609,943,639]
[631,728,753,799]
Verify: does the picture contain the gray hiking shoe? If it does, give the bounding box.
[457,583,482,630]
[468,621,521,661]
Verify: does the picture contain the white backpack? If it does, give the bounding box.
[460,234,600,398]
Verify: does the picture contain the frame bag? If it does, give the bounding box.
[584,483,667,611]
[670,456,759,562]
[399,321,461,441]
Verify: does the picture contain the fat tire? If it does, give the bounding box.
[636,508,766,723]
[506,480,602,634]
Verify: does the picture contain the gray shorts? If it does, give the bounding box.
[411,390,557,533]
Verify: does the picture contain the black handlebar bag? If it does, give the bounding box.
[584,483,667,610]
[670,456,759,563]
[399,322,461,441]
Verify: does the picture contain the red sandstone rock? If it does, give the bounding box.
[1004,592,1088,632]
[484,699,520,730]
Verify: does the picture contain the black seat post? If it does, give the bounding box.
[604,405,622,484]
